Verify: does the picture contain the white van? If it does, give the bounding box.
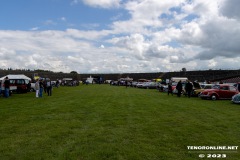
[171,77,188,83]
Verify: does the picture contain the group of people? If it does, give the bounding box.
[167,80,195,98]
[35,79,53,98]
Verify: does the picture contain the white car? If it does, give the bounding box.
[232,93,240,104]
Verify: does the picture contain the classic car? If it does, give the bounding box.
[141,82,158,89]
[199,84,239,100]
[192,84,215,97]
[232,93,240,104]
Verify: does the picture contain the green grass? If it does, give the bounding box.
[0,85,240,160]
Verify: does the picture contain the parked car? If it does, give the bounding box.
[136,82,145,88]
[131,81,138,87]
[199,84,239,100]
[192,84,215,97]
[141,82,158,89]
[157,84,168,92]
[0,75,31,94]
[232,93,240,104]
[30,83,36,92]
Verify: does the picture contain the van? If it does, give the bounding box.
[171,77,188,83]
[0,75,31,94]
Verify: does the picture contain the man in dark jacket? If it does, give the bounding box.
[4,77,10,98]
[168,83,173,96]
[176,80,182,97]
[185,80,193,98]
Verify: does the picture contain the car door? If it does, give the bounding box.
[229,86,238,97]
[218,86,229,99]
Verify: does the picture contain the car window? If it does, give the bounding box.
[204,85,212,89]
[213,85,220,89]
[16,79,25,84]
[229,86,237,91]
[10,80,15,84]
[220,86,229,90]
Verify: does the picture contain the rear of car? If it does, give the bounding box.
[1,79,17,96]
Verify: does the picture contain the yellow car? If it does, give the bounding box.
[193,84,214,97]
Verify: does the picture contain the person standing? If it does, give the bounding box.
[0,81,2,97]
[46,79,52,96]
[56,79,59,88]
[4,77,10,98]
[39,79,44,98]
[35,79,40,98]
[176,80,182,97]
[238,82,240,92]
[168,83,173,96]
[185,80,193,98]
[27,81,31,92]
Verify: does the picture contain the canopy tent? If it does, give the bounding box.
[0,74,31,81]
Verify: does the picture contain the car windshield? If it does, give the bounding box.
[204,85,213,89]
[212,85,220,89]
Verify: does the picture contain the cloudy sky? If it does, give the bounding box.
[0,0,240,73]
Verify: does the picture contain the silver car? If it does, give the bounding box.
[232,93,240,104]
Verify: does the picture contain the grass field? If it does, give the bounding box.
[0,85,239,160]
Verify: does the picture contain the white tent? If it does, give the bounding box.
[0,74,31,81]
[86,76,94,83]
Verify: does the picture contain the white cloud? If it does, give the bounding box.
[30,27,39,31]
[99,45,105,48]
[82,0,122,8]
[0,0,240,73]
[60,17,66,21]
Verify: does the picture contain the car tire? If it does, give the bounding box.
[198,93,201,97]
[211,94,217,100]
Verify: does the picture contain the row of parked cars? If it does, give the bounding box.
[164,82,239,104]
[123,81,240,104]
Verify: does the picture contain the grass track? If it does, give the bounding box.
[0,85,239,160]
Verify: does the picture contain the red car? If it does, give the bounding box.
[199,84,239,100]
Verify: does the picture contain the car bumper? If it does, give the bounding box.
[199,94,211,98]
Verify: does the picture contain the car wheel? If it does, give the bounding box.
[197,93,201,97]
[211,94,217,100]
